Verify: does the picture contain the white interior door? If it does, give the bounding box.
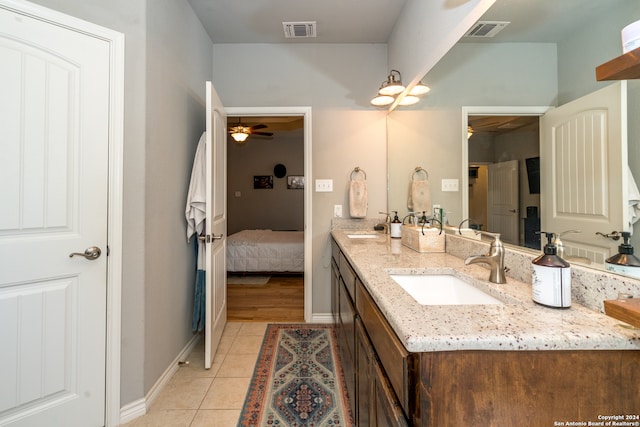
[487,160,519,245]
[0,4,110,426]
[204,81,227,369]
[540,81,627,264]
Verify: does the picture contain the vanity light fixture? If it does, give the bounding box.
[370,69,430,107]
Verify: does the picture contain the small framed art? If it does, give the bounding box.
[253,175,274,189]
[287,176,304,189]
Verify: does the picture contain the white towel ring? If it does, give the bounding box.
[412,167,428,181]
[350,167,367,181]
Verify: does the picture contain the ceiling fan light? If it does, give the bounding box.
[409,83,430,96]
[370,95,394,106]
[399,95,420,106]
[231,132,249,143]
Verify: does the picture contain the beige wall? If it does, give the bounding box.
[213,43,389,315]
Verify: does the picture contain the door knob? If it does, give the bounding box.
[69,246,102,260]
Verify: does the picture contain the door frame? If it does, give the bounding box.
[461,106,550,220]
[225,106,313,322]
[1,1,125,425]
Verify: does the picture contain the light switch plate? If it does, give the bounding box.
[334,204,343,217]
[315,179,333,192]
[441,179,459,192]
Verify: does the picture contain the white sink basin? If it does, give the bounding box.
[389,274,502,305]
[347,234,379,239]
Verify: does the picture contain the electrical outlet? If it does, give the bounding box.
[334,204,343,218]
[315,179,333,192]
[441,179,459,192]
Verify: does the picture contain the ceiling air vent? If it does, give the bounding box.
[464,21,509,38]
[283,21,317,38]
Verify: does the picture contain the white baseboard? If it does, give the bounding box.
[311,313,334,324]
[118,334,201,425]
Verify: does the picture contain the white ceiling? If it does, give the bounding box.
[187,0,407,43]
[188,0,613,45]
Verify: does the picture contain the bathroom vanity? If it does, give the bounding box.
[331,229,640,427]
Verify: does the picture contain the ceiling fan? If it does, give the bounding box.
[228,119,273,144]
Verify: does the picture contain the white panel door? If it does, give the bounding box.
[0,4,110,427]
[487,160,519,245]
[204,81,227,369]
[541,82,627,264]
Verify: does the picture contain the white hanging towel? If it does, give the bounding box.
[628,165,640,232]
[408,167,431,215]
[349,168,368,218]
[185,132,207,265]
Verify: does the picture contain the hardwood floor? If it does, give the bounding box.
[227,274,304,322]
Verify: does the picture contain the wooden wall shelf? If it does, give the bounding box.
[604,297,640,328]
[596,46,640,80]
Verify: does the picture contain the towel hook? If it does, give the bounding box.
[411,167,428,181]
[350,167,367,180]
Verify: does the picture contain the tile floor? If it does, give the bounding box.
[121,322,268,427]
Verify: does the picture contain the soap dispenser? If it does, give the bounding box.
[605,232,640,279]
[532,232,571,308]
[390,211,402,238]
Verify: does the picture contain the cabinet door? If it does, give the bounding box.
[338,278,356,414]
[331,258,339,324]
[373,359,409,427]
[356,318,374,427]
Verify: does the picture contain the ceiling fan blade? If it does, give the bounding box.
[251,124,267,130]
[251,131,274,137]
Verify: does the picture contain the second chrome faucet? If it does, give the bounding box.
[464,232,507,284]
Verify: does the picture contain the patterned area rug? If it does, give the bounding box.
[238,324,353,426]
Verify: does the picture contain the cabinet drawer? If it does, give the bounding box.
[356,278,411,414]
[339,253,356,301]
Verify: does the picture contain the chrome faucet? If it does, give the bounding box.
[458,218,481,235]
[464,232,507,284]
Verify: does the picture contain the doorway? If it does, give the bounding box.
[462,106,549,248]
[225,107,312,322]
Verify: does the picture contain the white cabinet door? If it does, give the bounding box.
[0,4,111,426]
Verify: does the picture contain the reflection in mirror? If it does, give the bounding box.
[467,114,540,248]
[386,0,640,278]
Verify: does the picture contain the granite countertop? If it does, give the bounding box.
[331,230,640,353]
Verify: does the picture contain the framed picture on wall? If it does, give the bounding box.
[287,176,304,189]
[253,175,273,189]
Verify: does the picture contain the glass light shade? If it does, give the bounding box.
[231,132,249,142]
[379,82,405,96]
[467,126,474,139]
[370,95,394,106]
[409,83,430,96]
[398,95,420,106]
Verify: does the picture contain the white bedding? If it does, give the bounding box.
[226,229,304,272]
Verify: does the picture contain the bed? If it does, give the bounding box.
[226,229,304,273]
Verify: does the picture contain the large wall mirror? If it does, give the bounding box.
[387,0,640,277]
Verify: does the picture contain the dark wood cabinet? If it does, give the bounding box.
[332,236,639,427]
[331,238,410,427]
[356,317,409,427]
